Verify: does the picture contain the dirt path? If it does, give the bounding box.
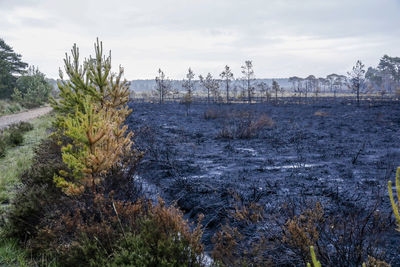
[0,106,53,129]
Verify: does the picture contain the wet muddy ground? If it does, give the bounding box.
[126,100,400,265]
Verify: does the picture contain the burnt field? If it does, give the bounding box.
[127,100,400,265]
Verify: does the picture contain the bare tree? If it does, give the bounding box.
[199,73,219,104]
[347,60,365,106]
[155,68,171,104]
[241,60,255,103]
[220,65,234,103]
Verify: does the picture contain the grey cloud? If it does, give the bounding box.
[0,0,399,79]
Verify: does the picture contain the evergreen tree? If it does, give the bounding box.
[272,80,280,103]
[51,39,135,195]
[257,81,270,102]
[182,68,195,114]
[0,38,28,99]
[199,72,219,104]
[12,66,52,107]
[241,60,255,103]
[220,65,234,103]
[347,60,365,106]
[154,68,171,104]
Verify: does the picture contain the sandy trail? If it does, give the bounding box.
[0,106,52,129]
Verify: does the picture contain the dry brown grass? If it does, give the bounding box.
[314,111,329,117]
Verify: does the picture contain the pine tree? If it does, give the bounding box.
[347,60,365,106]
[220,65,234,103]
[51,39,134,195]
[12,66,52,107]
[182,68,195,114]
[155,68,171,104]
[241,60,255,103]
[199,73,219,104]
[0,38,28,99]
[272,80,280,103]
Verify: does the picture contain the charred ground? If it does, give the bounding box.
[127,99,400,265]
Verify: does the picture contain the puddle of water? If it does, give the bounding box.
[236,147,258,156]
[263,163,319,170]
[161,123,177,129]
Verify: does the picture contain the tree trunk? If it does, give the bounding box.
[226,80,229,103]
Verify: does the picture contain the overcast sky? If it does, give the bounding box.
[1,0,399,80]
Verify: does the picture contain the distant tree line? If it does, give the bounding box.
[141,55,400,105]
[149,60,287,104]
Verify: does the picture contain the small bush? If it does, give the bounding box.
[3,122,34,147]
[217,113,274,139]
[0,134,6,158]
[237,114,275,139]
[0,100,23,115]
[14,121,34,132]
[314,111,329,117]
[4,136,66,241]
[217,125,235,139]
[7,128,24,146]
[204,108,222,119]
[281,201,391,266]
[212,195,271,266]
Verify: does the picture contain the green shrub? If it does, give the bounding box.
[7,128,23,146]
[14,121,34,132]
[0,134,6,158]
[4,122,34,147]
[0,100,23,115]
[4,136,65,241]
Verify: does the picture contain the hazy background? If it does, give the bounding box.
[1,0,399,79]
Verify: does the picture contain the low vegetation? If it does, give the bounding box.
[0,100,24,116]
[0,117,51,204]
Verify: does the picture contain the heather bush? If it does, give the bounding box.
[212,194,272,266]
[29,195,204,267]
[0,100,23,115]
[237,114,275,139]
[3,136,66,241]
[217,112,274,139]
[14,121,34,132]
[282,201,391,266]
[2,121,34,147]
[0,134,6,157]
[204,107,222,119]
[7,127,24,146]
